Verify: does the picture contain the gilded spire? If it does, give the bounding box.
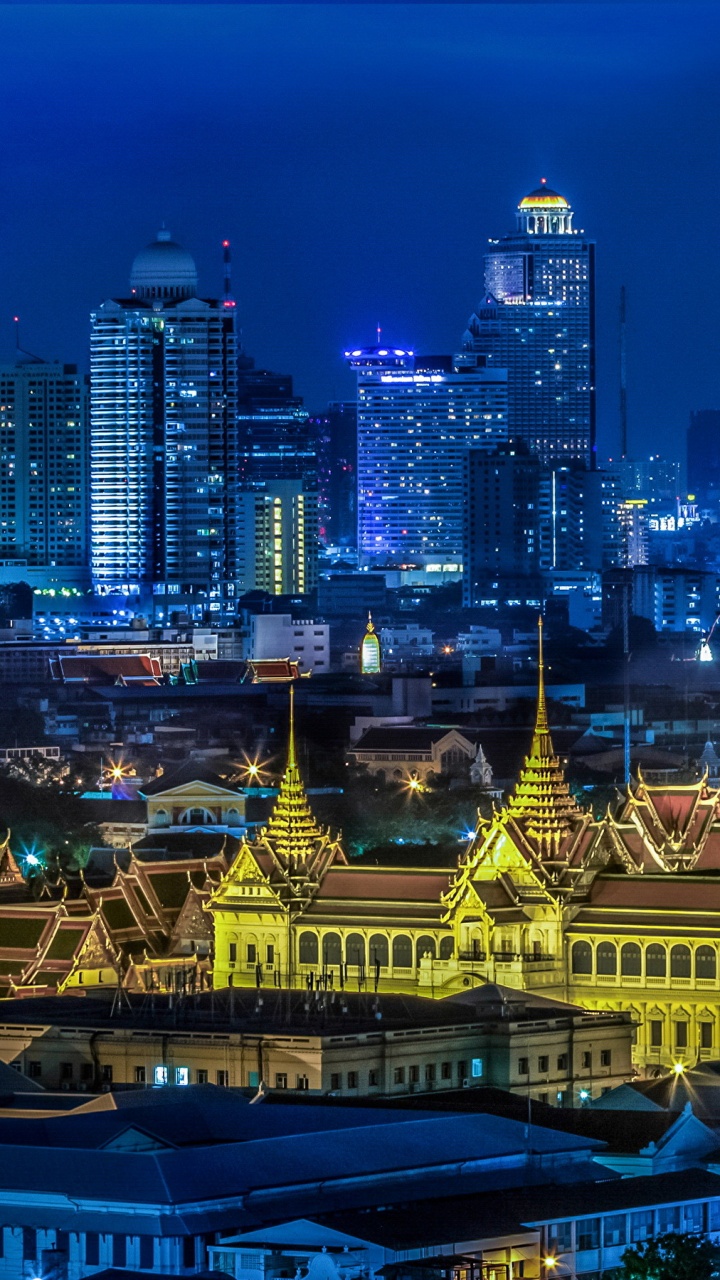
[506,616,581,848]
[263,684,325,867]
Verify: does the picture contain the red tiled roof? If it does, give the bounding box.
[315,867,451,903]
[51,653,162,684]
[588,876,720,911]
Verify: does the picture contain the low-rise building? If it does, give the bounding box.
[347,725,493,786]
[249,614,330,674]
[0,984,634,1102]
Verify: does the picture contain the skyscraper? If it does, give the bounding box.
[237,364,315,485]
[0,354,88,568]
[90,230,238,619]
[464,181,595,467]
[463,441,541,607]
[347,347,507,563]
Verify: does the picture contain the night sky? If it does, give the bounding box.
[2,3,720,463]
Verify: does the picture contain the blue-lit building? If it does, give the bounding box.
[89,231,239,620]
[464,181,595,467]
[0,355,89,569]
[347,346,507,564]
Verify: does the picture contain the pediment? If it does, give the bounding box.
[211,843,285,909]
[147,780,244,803]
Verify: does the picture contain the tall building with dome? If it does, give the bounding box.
[89,230,239,618]
[463,180,595,467]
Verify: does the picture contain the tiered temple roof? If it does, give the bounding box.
[210,687,347,915]
[444,620,593,918]
[505,618,582,849]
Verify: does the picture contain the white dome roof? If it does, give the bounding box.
[130,229,197,299]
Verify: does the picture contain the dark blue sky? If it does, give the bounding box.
[2,3,719,462]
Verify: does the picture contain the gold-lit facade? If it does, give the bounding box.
[209,622,720,1074]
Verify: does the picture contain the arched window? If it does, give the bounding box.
[155,808,169,826]
[299,932,318,965]
[416,935,436,965]
[646,944,666,977]
[369,934,389,967]
[696,946,717,980]
[346,933,366,967]
[439,937,454,960]
[671,944,691,979]
[621,942,642,977]
[180,807,215,826]
[571,941,592,975]
[392,935,412,968]
[322,933,341,966]
[597,942,617,976]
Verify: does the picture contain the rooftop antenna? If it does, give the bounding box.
[13,316,20,353]
[222,239,236,310]
[376,323,382,345]
[620,286,628,458]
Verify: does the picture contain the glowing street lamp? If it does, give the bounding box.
[234,754,271,787]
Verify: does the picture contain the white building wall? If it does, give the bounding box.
[249,614,329,673]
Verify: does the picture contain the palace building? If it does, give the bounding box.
[208,624,720,1077]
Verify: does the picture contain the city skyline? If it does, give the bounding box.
[0,4,717,461]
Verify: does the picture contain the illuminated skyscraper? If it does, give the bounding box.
[0,355,88,568]
[464,181,595,467]
[347,347,507,563]
[89,230,238,619]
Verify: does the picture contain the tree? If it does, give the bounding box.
[613,1232,720,1279]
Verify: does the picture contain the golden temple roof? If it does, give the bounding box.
[262,684,332,869]
[505,617,582,848]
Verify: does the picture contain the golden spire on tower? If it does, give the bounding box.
[506,616,581,847]
[263,684,326,868]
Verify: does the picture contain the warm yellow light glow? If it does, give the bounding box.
[544,1259,557,1270]
[673,1062,686,1075]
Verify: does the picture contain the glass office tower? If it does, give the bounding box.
[464,181,595,467]
[347,346,507,563]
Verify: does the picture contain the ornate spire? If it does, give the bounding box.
[263,684,326,868]
[506,617,581,847]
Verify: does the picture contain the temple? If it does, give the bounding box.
[4,624,720,1073]
[208,621,720,1075]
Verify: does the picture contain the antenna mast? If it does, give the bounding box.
[620,286,628,458]
[222,240,236,310]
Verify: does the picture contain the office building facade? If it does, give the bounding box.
[464,181,595,467]
[90,230,238,619]
[463,441,541,606]
[238,479,318,597]
[0,357,88,568]
[347,347,507,563]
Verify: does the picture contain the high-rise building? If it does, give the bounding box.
[0,355,88,568]
[687,410,720,501]
[464,181,595,467]
[237,480,318,597]
[347,347,507,563]
[311,401,357,551]
[538,466,623,573]
[462,441,541,607]
[237,364,315,485]
[89,230,238,619]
